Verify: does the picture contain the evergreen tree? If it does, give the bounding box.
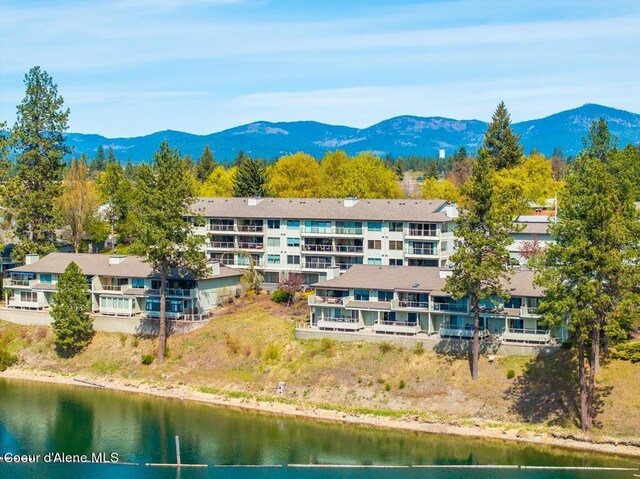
[90,145,106,173]
[107,147,116,163]
[535,120,640,432]
[233,154,268,197]
[5,67,70,262]
[394,158,404,178]
[445,148,514,380]
[51,262,94,355]
[133,141,207,364]
[425,160,439,179]
[123,159,136,180]
[196,145,216,182]
[96,160,134,246]
[483,101,523,170]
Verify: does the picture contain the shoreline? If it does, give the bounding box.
[2,368,640,460]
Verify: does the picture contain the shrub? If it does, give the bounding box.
[35,327,48,339]
[0,348,18,371]
[270,289,291,304]
[263,344,281,362]
[398,380,406,389]
[225,335,241,354]
[414,342,425,355]
[560,340,573,349]
[132,337,140,348]
[119,333,127,346]
[378,341,393,354]
[507,369,516,379]
[384,383,391,392]
[141,354,155,365]
[319,338,335,354]
[300,290,314,301]
[611,341,640,363]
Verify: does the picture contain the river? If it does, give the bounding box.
[0,378,637,478]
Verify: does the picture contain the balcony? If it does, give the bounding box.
[209,241,235,249]
[301,226,333,236]
[334,245,364,254]
[439,325,489,339]
[392,299,429,310]
[143,288,197,298]
[373,320,421,335]
[406,228,438,239]
[502,327,550,344]
[432,302,467,313]
[303,260,334,270]
[3,278,38,288]
[236,224,264,234]
[334,227,363,236]
[208,223,235,232]
[8,296,45,309]
[317,316,364,331]
[404,247,438,257]
[301,244,334,253]
[308,295,346,306]
[520,306,540,318]
[236,242,264,250]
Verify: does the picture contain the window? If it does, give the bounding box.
[304,220,332,234]
[267,219,281,229]
[367,240,381,250]
[389,240,403,251]
[408,313,418,325]
[132,278,145,288]
[354,289,370,301]
[378,290,393,302]
[286,255,301,265]
[39,273,52,284]
[287,220,300,229]
[408,223,437,236]
[367,222,382,232]
[267,254,281,265]
[367,258,382,265]
[335,221,362,235]
[389,222,403,232]
[267,237,280,247]
[287,237,300,247]
[389,258,403,266]
[505,297,522,309]
[151,280,161,290]
[20,291,38,302]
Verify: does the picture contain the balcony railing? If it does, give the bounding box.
[210,241,235,248]
[237,242,264,250]
[237,224,264,233]
[407,229,438,237]
[397,300,429,309]
[301,227,333,235]
[144,288,196,297]
[4,278,38,288]
[520,306,540,317]
[320,316,359,323]
[334,228,363,235]
[304,261,333,269]
[433,302,467,312]
[439,325,489,339]
[8,296,45,309]
[336,263,356,270]
[335,245,364,253]
[405,247,438,256]
[302,244,334,252]
[209,224,235,232]
[502,327,550,344]
[377,320,418,327]
[308,295,345,305]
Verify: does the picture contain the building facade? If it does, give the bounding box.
[190,197,459,285]
[307,265,565,344]
[3,253,242,320]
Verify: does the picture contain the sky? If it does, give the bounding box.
[0,0,639,137]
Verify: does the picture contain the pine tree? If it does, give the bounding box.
[5,67,70,262]
[535,120,640,432]
[133,141,207,364]
[90,145,106,173]
[51,262,94,355]
[445,148,514,380]
[483,101,523,170]
[233,154,268,197]
[96,161,134,246]
[196,145,216,182]
[425,160,439,179]
[107,147,116,164]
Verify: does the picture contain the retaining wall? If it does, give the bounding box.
[295,328,558,356]
[0,308,206,336]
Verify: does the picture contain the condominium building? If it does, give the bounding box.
[3,253,242,320]
[307,265,564,344]
[509,215,553,264]
[190,197,459,285]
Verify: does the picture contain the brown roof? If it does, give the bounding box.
[8,253,242,281]
[191,197,452,222]
[516,222,550,235]
[314,265,543,298]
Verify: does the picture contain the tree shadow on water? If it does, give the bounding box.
[503,349,612,428]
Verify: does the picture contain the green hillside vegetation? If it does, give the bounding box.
[1,294,639,441]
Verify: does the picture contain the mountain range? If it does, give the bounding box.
[65,104,640,163]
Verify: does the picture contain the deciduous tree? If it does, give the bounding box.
[267,152,321,197]
[199,166,236,197]
[333,152,403,199]
[421,177,460,203]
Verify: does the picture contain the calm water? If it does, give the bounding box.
[0,379,637,479]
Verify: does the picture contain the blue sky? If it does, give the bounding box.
[1,0,639,137]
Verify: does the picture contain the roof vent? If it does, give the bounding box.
[109,255,127,266]
[412,283,419,288]
[344,197,359,207]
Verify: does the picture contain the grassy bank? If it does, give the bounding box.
[1,294,639,442]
